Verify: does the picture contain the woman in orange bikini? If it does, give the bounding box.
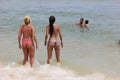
[18,16,38,67]
[44,16,63,64]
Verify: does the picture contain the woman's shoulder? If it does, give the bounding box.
[46,25,51,28]
[54,24,60,27]
[20,25,25,30]
[20,24,24,27]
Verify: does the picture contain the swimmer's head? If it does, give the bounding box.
[85,20,89,24]
[80,18,84,24]
[24,16,31,25]
[80,18,84,21]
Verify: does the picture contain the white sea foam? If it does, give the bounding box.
[0,61,119,80]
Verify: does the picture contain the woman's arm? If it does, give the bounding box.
[44,26,49,46]
[58,26,63,48]
[32,26,38,49]
[18,27,22,49]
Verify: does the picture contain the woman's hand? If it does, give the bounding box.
[61,43,63,48]
[19,44,22,49]
[44,41,47,46]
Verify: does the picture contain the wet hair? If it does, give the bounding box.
[85,20,89,24]
[49,16,55,35]
[24,16,31,25]
[80,18,84,25]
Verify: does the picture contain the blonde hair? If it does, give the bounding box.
[24,16,31,25]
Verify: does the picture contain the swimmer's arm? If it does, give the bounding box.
[18,27,22,49]
[44,26,49,46]
[76,23,79,25]
[58,26,63,48]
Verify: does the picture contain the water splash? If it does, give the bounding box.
[0,61,119,80]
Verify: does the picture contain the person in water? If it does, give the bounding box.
[76,18,84,27]
[18,16,38,67]
[84,20,90,30]
[76,18,90,31]
[44,16,63,64]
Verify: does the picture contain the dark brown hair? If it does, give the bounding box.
[49,16,55,35]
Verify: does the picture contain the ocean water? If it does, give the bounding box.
[0,0,120,80]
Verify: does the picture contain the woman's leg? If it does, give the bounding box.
[22,45,28,65]
[47,43,54,64]
[27,44,34,67]
[54,44,60,63]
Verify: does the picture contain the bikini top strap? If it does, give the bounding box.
[21,24,33,33]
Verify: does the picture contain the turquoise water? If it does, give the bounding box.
[0,0,120,80]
